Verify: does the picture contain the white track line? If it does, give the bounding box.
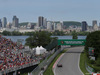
[78,52,84,75]
[53,53,65,75]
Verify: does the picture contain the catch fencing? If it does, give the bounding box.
[85,62,95,74]
[45,38,58,51]
[31,48,63,75]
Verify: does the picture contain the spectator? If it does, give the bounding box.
[0,35,38,71]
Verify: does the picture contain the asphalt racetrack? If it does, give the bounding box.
[55,47,84,75]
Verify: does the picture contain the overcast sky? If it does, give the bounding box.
[0,0,100,25]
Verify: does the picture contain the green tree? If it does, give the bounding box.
[25,31,53,48]
[85,31,100,59]
[96,55,100,66]
[2,31,23,36]
[2,31,11,36]
[72,31,78,39]
[12,31,22,36]
[52,30,65,36]
[77,31,90,35]
[23,32,35,36]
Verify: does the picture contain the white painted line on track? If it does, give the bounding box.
[78,52,84,75]
[53,47,84,75]
[53,53,65,75]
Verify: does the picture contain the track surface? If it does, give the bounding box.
[55,47,84,75]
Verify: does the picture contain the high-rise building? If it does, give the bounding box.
[27,22,31,29]
[47,21,52,31]
[56,23,62,31]
[12,16,19,28]
[43,18,47,28]
[0,19,2,28]
[53,22,57,31]
[99,23,100,27]
[6,22,12,29]
[81,21,88,31]
[92,20,97,27]
[38,16,44,27]
[93,24,98,31]
[92,20,98,31]
[2,17,7,28]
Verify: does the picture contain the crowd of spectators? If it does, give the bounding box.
[0,35,38,71]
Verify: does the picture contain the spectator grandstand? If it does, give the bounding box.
[0,35,38,72]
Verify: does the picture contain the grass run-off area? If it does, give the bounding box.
[79,51,89,75]
[43,49,67,75]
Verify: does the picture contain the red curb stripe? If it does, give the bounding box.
[53,54,63,69]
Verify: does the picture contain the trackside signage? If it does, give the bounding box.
[92,73,100,75]
[58,39,86,45]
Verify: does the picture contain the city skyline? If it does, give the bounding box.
[0,0,100,25]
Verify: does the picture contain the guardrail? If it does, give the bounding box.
[85,62,95,74]
[31,48,63,75]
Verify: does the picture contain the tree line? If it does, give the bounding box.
[0,30,89,36]
[85,31,100,72]
[25,31,56,49]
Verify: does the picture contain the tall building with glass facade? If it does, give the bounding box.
[82,21,88,31]
[47,21,52,31]
[92,20,98,31]
[43,18,47,28]
[12,16,19,28]
[56,23,62,31]
[0,19,2,28]
[92,20,97,27]
[38,16,47,29]
[38,16,44,27]
[2,17,7,28]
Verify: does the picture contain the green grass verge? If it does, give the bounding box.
[21,73,28,75]
[47,53,54,59]
[43,49,67,75]
[80,52,89,75]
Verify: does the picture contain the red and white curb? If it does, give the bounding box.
[52,53,65,75]
[92,73,100,75]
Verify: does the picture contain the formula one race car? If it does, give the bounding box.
[57,64,62,67]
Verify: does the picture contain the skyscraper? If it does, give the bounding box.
[38,16,44,27]
[92,20,98,31]
[53,22,58,31]
[81,21,88,31]
[47,21,52,31]
[43,18,47,28]
[92,20,97,27]
[99,23,100,27]
[56,23,62,31]
[12,16,19,28]
[2,17,7,28]
[0,19,2,28]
